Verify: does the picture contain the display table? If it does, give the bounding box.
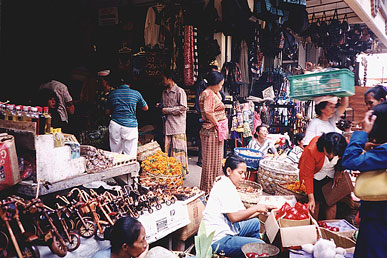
[35,195,194,258]
[17,162,140,196]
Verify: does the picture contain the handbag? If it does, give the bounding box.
[217,118,229,141]
[354,170,387,201]
[322,172,354,206]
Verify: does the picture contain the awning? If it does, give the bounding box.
[306,0,387,48]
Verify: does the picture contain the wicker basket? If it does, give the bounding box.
[137,141,161,161]
[257,159,299,194]
[237,180,263,207]
[145,170,183,188]
[241,243,280,258]
[275,183,308,203]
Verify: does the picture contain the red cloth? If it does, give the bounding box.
[184,25,194,86]
[217,118,229,141]
[298,136,325,194]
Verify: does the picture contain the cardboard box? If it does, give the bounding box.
[320,228,356,253]
[175,195,205,241]
[320,219,357,239]
[0,133,20,190]
[266,209,318,247]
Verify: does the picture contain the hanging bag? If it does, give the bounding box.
[353,170,387,201]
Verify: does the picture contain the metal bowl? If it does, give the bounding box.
[241,243,280,258]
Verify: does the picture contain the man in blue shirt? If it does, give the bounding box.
[106,73,148,157]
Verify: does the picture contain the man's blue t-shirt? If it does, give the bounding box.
[107,85,147,127]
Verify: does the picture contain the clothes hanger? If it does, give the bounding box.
[133,47,146,57]
[118,42,132,54]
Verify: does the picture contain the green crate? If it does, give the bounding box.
[289,69,355,101]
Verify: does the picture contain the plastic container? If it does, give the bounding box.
[234,147,264,169]
[289,69,355,101]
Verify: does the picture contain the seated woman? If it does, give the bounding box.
[298,132,347,220]
[93,216,176,258]
[247,125,278,158]
[202,154,274,258]
[284,133,305,165]
[342,104,387,258]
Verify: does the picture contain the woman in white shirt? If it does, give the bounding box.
[202,154,274,258]
[247,125,278,158]
[303,96,348,146]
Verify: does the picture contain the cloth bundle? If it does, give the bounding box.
[80,145,113,173]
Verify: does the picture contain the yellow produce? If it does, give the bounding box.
[141,150,183,176]
[286,181,306,193]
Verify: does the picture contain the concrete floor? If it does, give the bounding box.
[183,155,202,188]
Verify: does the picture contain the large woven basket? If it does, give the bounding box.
[234,147,264,169]
[241,243,280,258]
[137,141,161,161]
[237,180,263,208]
[145,170,183,188]
[257,159,299,194]
[275,183,308,203]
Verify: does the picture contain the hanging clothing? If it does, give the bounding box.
[193,27,199,83]
[144,7,162,47]
[239,40,249,84]
[184,25,195,86]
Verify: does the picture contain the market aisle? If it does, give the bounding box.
[184,156,202,188]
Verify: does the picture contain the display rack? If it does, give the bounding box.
[16,162,140,196]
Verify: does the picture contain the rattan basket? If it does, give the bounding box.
[145,170,183,187]
[241,243,280,258]
[237,180,263,207]
[275,183,308,203]
[257,159,299,194]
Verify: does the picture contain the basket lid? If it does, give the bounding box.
[259,159,299,175]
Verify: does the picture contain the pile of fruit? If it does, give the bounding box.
[286,181,306,193]
[318,221,339,232]
[275,202,309,220]
[141,150,183,176]
[246,252,269,258]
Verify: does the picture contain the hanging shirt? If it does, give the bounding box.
[144,7,161,47]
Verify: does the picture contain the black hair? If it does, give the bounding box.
[206,71,224,86]
[337,119,352,131]
[315,101,329,116]
[253,124,269,138]
[105,216,143,254]
[316,132,347,157]
[161,69,176,81]
[364,85,387,101]
[293,133,305,146]
[36,88,59,108]
[369,101,387,143]
[208,65,218,71]
[223,154,246,176]
[119,71,133,85]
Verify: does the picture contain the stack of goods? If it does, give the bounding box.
[275,202,309,220]
[275,180,308,203]
[80,145,113,173]
[140,150,184,187]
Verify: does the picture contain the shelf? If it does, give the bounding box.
[16,162,140,196]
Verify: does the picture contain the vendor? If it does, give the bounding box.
[202,154,274,258]
[298,132,347,220]
[284,133,305,165]
[247,125,279,159]
[303,96,348,146]
[93,216,177,258]
[364,85,387,110]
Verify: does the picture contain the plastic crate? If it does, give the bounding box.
[234,147,264,169]
[289,69,355,101]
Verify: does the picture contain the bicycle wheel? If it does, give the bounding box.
[49,235,67,257]
[94,224,108,241]
[76,219,96,239]
[65,232,80,251]
[21,245,40,258]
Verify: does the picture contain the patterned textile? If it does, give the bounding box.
[247,138,276,156]
[193,27,199,82]
[184,25,195,86]
[199,89,226,130]
[165,133,189,175]
[200,127,224,194]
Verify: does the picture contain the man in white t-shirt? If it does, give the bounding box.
[303,96,349,146]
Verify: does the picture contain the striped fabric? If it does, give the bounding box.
[200,127,224,194]
[184,25,195,86]
[107,85,147,127]
[193,27,199,82]
[165,133,189,175]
